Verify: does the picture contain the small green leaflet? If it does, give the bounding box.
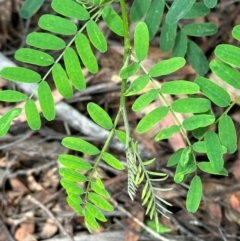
[38,81,55,121]
[172,32,188,57]
[38,14,77,35]
[0,67,41,83]
[232,25,240,41]
[205,131,224,171]
[167,148,184,167]
[88,192,114,212]
[102,152,125,170]
[215,44,240,68]
[134,22,149,61]
[154,125,180,142]
[193,141,227,154]
[86,203,107,222]
[75,33,98,74]
[149,57,185,77]
[52,0,89,21]
[58,154,92,170]
[183,3,210,19]
[91,182,110,198]
[102,7,124,36]
[186,175,202,213]
[183,114,215,131]
[62,137,100,155]
[0,90,27,102]
[144,0,164,39]
[132,89,159,112]
[115,130,127,145]
[172,98,211,113]
[161,81,199,95]
[59,168,87,182]
[68,193,82,205]
[159,21,177,52]
[64,47,86,91]
[119,62,140,79]
[20,0,45,19]
[86,20,107,53]
[174,159,196,183]
[125,74,150,96]
[136,106,169,133]
[183,23,217,37]
[130,0,151,22]
[204,0,218,8]
[87,102,113,130]
[67,196,83,215]
[194,77,231,107]
[187,41,208,75]
[85,208,99,229]
[52,63,73,99]
[166,0,196,25]
[146,220,171,234]
[26,32,66,50]
[15,48,54,66]
[218,115,237,154]
[179,147,191,167]
[210,60,240,89]
[60,178,84,195]
[198,162,228,176]
[0,108,22,137]
[25,99,41,130]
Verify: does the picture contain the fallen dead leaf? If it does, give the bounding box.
[40,218,58,239]
[15,220,35,241]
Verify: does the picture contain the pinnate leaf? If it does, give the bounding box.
[0,90,27,102]
[25,99,41,130]
[102,152,125,170]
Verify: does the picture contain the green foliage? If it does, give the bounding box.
[0,0,239,232]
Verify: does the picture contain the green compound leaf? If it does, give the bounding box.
[38,14,77,35]
[52,0,89,21]
[38,81,55,121]
[86,203,107,222]
[58,154,92,170]
[15,48,54,66]
[183,23,217,37]
[0,108,22,137]
[187,41,208,75]
[193,141,227,154]
[194,77,231,107]
[88,192,114,212]
[172,32,188,57]
[144,0,165,40]
[167,148,184,167]
[132,89,159,112]
[102,7,124,36]
[59,168,87,182]
[134,22,149,61]
[62,137,100,155]
[91,182,110,198]
[0,67,41,83]
[119,62,140,79]
[159,20,177,52]
[52,63,73,99]
[68,193,83,205]
[87,20,107,53]
[219,115,237,154]
[210,60,240,89]
[166,0,196,25]
[64,47,86,91]
[161,80,199,95]
[186,175,202,213]
[60,178,84,195]
[183,114,215,131]
[85,208,99,230]
[130,0,151,22]
[67,196,83,215]
[205,131,224,171]
[102,152,125,170]
[172,98,211,113]
[204,0,218,8]
[136,106,169,133]
[87,102,113,130]
[232,25,240,41]
[0,90,27,102]
[198,162,228,176]
[26,32,66,50]
[25,100,41,130]
[155,125,180,142]
[75,33,98,74]
[215,44,240,68]
[183,3,210,19]
[125,74,150,96]
[149,57,185,77]
[20,0,45,19]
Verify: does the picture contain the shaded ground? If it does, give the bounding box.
[1,0,240,240]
